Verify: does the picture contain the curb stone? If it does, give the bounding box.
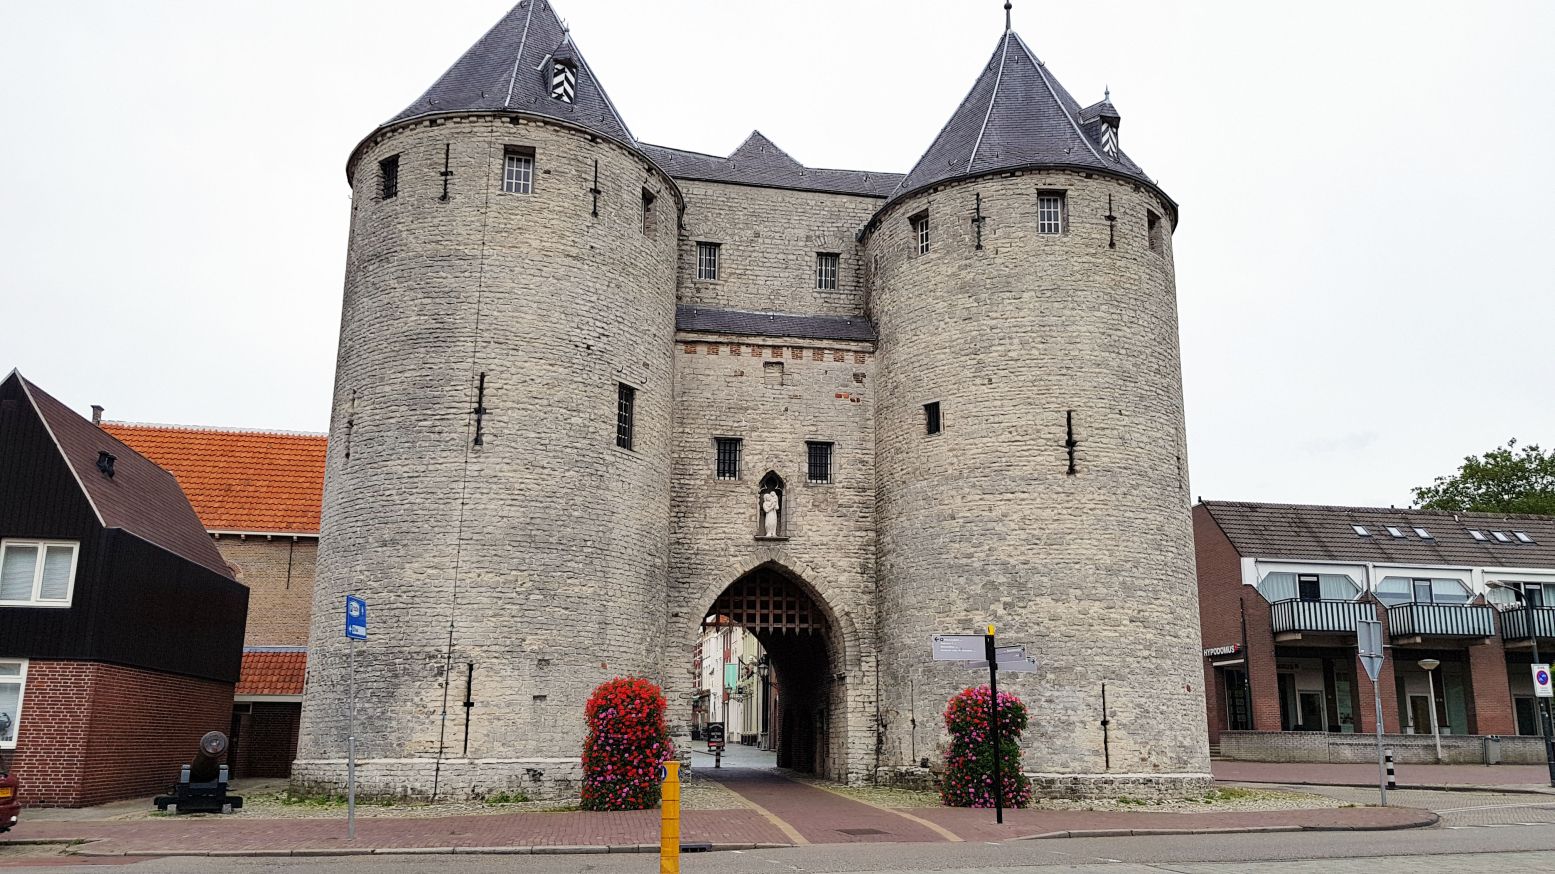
[1017,813,1438,841]
[69,841,796,858]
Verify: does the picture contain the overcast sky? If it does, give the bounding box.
[2,0,1551,508]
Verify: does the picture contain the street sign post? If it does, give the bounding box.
[344,595,366,838]
[932,627,1040,826]
[984,626,1003,825]
[932,635,986,661]
[705,722,725,769]
[1534,665,1553,698]
[1356,619,1387,807]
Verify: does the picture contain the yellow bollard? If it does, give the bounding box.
[659,760,681,874]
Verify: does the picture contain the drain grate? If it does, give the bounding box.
[836,828,889,836]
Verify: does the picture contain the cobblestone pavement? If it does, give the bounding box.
[1212,759,1554,789]
[1252,783,1555,828]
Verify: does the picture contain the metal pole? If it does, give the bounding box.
[985,625,1003,825]
[1532,624,1555,787]
[1425,668,1443,763]
[348,637,357,840]
[1374,683,1387,806]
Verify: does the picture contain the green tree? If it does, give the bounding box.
[1412,440,1555,515]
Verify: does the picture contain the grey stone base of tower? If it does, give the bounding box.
[874,768,1212,800]
[290,758,583,803]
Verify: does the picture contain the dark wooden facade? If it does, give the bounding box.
[0,376,247,684]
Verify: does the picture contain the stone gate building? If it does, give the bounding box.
[295,0,1210,799]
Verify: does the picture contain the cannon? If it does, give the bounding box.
[153,731,243,814]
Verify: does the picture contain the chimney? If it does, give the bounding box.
[91,404,104,425]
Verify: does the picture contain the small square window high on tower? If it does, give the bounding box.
[697,243,720,281]
[503,146,534,194]
[1037,192,1066,234]
[380,155,400,199]
[910,211,930,255]
[816,253,839,289]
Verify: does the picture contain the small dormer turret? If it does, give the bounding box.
[1080,90,1122,160]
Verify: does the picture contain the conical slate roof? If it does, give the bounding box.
[891,28,1159,205]
[385,0,634,145]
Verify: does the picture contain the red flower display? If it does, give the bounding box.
[581,677,674,811]
[941,685,1032,808]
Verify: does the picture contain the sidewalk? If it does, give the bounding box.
[1212,760,1555,792]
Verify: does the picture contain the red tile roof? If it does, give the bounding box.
[100,423,327,535]
[236,649,307,696]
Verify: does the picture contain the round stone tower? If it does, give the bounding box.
[867,26,1210,795]
[294,0,680,799]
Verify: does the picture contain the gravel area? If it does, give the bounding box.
[795,778,1347,813]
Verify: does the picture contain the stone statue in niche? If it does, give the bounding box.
[760,489,781,538]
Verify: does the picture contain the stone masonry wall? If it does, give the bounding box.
[666,331,877,782]
[674,180,881,317]
[216,537,315,647]
[297,114,680,799]
[868,169,1210,793]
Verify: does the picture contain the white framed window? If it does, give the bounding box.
[0,540,78,607]
[1037,192,1065,234]
[910,211,930,255]
[0,659,26,749]
[503,147,534,194]
[697,242,720,281]
[816,253,839,289]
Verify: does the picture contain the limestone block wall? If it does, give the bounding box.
[665,332,878,782]
[674,180,880,317]
[868,170,1209,791]
[215,537,315,647]
[297,114,680,798]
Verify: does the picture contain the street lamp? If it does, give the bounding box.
[1417,658,1443,763]
[1486,581,1555,787]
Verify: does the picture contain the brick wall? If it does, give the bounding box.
[216,538,315,647]
[1221,730,1546,765]
[10,660,233,806]
[233,702,301,778]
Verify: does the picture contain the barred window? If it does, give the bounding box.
[1147,210,1163,252]
[806,441,833,484]
[379,155,400,199]
[615,383,635,450]
[715,437,741,480]
[816,253,839,289]
[503,147,534,194]
[924,401,941,435]
[697,242,720,281]
[1037,192,1065,234]
[910,211,930,255]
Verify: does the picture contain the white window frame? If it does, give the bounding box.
[911,213,930,255]
[697,242,720,281]
[1037,192,1065,235]
[0,658,26,750]
[0,539,79,608]
[502,149,534,195]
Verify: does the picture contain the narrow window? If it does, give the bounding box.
[715,437,741,480]
[1297,574,1321,602]
[763,361,783,387]
[615,383,635,450]
[806,441,833,484]
[550,60,577,103]
[1147,210,1162,252]
[816,253,839,290]
[1412,579,1433,603]
[910,211,930,255]
[1037,192,1066,234]
[697,242,720,281]
[503,146,534,194]
[379,155,400,199]
[0,540,78,607]
[924,401,941,435]
[641,188,657,236]
[0,659,26,749]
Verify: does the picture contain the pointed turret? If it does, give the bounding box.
[385,0,634,145]
[891,29,1157,204]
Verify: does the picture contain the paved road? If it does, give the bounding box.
[1212,759,1554,788]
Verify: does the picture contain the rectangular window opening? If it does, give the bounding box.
[615,383,635,450]
[1037,191,1066,235]
[1297,574,1321,602]
[697,242,721,281]
[1147,209,1163,252]
[715,437,741,480]
[0,540,78,607]
[0,658,26,749]
[641,188,657,236]
[1385,526,1405,538]
[1515,531,1535,543]
[1414,527,1433,539]
[806,441,833,484]
[1351,525,1370,537]
[1468,529,1487,541]
[816,253,840,290]
[924,401,941,435]
[1492,531,1512,543]
[502,146,535,194]
[909,211,930,255]
[762,361,783,388]
[379,154,400,199]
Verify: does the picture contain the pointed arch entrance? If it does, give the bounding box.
[696,562,842,775]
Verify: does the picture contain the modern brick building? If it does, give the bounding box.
[101,422,325,778]
[0,371,248,806]
[298,0,1208,800]
[1196,501,1555,763]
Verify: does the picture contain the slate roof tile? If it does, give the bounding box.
[676,306,876,343]
[641,133,902,198]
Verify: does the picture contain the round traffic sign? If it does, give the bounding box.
[1539,670,1550,686]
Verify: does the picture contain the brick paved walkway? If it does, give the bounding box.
[703,768,951,844]
[1213,760,1554,789]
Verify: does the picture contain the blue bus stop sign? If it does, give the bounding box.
[345,595,367,640]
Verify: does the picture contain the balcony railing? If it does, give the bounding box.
[1386,603,1496,638]
[1270,599,1377,635]
[1501,606,1555,640]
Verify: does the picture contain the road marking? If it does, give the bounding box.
[801,782,964,842]
[1436,801,1555,814]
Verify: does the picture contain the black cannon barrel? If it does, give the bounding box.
[189,731,229,784]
